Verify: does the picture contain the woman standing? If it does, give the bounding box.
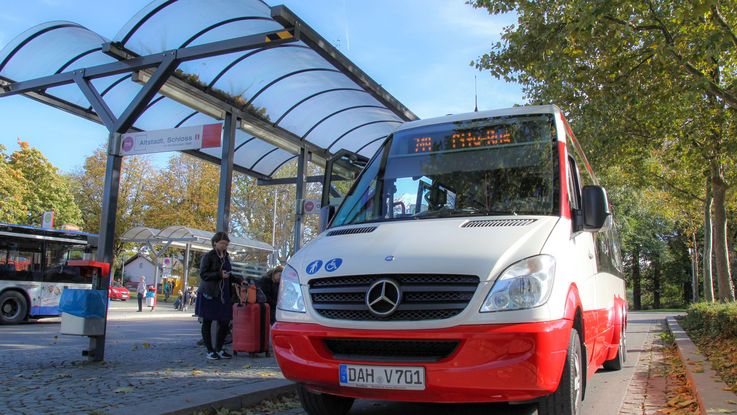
[196,232,241,360]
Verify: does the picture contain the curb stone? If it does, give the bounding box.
[666,316,737,415]
[107,379,295,415]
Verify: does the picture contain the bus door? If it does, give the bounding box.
[320,150,368,229]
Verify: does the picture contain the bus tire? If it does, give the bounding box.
[297,384,354,415]
[538,328,583,415]
[603,325,626,371]
[0,290,28,324]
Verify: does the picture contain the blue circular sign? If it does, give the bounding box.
[306,260,323,275]
[324,258,343,272]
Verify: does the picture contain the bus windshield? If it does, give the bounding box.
[331,114,558,227]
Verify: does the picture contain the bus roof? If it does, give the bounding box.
[0,223,97,243]
[393,105,562,133]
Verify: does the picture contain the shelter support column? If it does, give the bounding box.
[90,133,122,362]
[217,112,236,233]
[293,147,307,252]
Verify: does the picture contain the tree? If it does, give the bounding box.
[8,140,81,226]
[471,0,737,301]
[70,148,156,276]
[0,144,29,223]
[142,153,220,230]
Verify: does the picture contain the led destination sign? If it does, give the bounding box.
[412,127,513,154]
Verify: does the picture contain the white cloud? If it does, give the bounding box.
[434,1,514,40]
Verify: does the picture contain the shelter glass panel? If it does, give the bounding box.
[115,0,272,54]
[0,24,108,81]
[250,148,294,173]
[253,72,378,124]
[209,45,335,109]
[135,97,206,130]
[303,107,402,146]
[276,89,384,132]
[331,123,398,153]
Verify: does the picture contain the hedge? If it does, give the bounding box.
[681,302,737,338]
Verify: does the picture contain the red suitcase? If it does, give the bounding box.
[232,302,271,357]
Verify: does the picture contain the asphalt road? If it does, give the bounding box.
[0,307,670,415]
[272,311,670,415]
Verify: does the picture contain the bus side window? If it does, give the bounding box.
[567,155,582,211]
[0,240,42,281]
[44,242,84,284]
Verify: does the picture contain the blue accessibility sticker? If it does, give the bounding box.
[324,258,343,272]
[306,260,323,275]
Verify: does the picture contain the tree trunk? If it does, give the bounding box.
[704,178,715,302]
[691,232,699,303]
[653,258,661,309]
[711,165,735,302]
[633,246,641,310]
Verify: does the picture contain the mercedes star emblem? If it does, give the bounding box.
[365,278,402,317]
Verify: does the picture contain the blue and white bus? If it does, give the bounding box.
[0,223,97,324]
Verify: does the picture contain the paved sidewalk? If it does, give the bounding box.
[619,320,669,414]
[0,301,286,415]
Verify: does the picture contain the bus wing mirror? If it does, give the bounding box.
[319,205,336,233]
[582,185,610,232]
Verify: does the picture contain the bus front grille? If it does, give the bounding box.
[309,274,479,321]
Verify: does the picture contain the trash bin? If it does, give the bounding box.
[59,289,107,336]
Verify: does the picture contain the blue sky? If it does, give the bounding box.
[0,0,524,173]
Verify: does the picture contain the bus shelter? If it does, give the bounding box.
[121,225,274,294]
[0,0,416,360]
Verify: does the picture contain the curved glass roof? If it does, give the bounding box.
[0,0,416,178]
[121,225,273,252]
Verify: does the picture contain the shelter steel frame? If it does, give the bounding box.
[0,5,416,361]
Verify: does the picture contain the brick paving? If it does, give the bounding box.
[0,301,283,415]
[619,321,670,415]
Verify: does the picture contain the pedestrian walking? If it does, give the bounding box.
[257,265,283,324]
[196,232,242,360]
[183,286,193,312]
[164,281,171,302]
[136,276,146,312]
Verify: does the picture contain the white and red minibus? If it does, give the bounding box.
[272,105,627,415]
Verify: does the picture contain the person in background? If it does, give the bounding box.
[136,276,146,312]
[257,265,283,325]
[196,232,242,360]
[163,280,172,302]
[183,286,193,312]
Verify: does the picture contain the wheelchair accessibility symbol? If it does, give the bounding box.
[324,258,343,272]
[306,260,323,275]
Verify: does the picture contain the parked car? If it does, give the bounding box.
[108,283,130,301]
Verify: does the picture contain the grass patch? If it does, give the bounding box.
[680,302,737,394]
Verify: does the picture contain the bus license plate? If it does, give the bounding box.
[339,364,425,390]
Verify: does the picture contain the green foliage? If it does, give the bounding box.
[3,141,81,226]
[681,301,737,339]
[470,0,737,305]
[0,144,29,223]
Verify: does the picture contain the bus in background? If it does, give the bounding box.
[272,105,626,415]
[0,223,97,324]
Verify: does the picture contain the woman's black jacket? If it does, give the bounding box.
[198,249,240,299]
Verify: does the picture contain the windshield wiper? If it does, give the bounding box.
[414,207,516,219]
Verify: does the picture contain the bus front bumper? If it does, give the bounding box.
[271,319,572,403]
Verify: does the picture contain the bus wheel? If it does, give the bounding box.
[538,328,583,415]
[604,325,626,371]
[0,291,28,324]
[297,384,354,415]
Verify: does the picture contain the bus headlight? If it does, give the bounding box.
[277,264,305,313]
[480,255,556,312]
